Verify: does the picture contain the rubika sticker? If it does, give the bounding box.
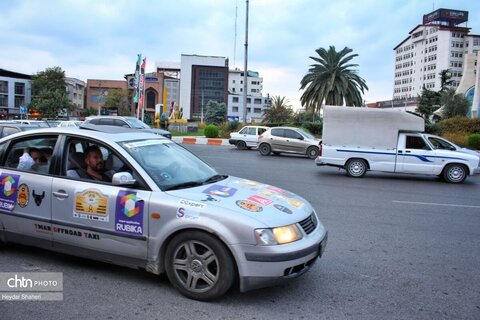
[115,190,144,236]
[203,185,237,198]
[0,173,20,211]
[16,183,30,208]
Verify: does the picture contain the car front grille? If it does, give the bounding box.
[298,213,317,234]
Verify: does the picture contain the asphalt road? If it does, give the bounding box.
[1,144,479,320]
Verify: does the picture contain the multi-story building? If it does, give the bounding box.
[227,68,271,122]
[85,79,128,115]
[65,77,86,117]
[179,54,229,121]
[0,69,32,119]
[393,8,480,100]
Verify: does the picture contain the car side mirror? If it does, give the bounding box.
[112,172,136,186]
[298,136,304,140]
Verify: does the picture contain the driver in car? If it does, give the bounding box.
[76,145,111,182]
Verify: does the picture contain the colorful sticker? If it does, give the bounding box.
[259,189,286,201]
[16,183,30,208]
[288,198,304,208]
[178,199,206,209]
[115,190,144,235]
[203,185,237,198]
[202,195,220,202]
[236,179,262,187]
[74,188,109,221]
[248,195,273,206]
[273,204,293,214]
[235,200,263,212]
[0,173,20,211]
[176,207,200,220]
[266,185,289,196]
[32,190,45,206]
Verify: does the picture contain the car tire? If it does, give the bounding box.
[165,231,235,301]
[236,141,247,150]
[345,158,367,177]
[259,143,271,156]
[442,163,467,184]
[306,146,319,159]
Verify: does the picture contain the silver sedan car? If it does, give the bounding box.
[258,127,322,159]
[0,125,327,300]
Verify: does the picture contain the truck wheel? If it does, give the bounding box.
[307,146,319,159]
[259,143,271,156]
[165,231,235,301]
[236,141,247,150]
[346,159,367,177]
[442,164,467,183]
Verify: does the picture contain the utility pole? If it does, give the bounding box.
[242,0,249,124]
[201,90,204,124]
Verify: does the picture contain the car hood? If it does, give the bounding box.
[166,176,313,227]
[456,147,480,158]
[143,128,171,135]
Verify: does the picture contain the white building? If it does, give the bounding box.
[228,69,271,122]
[179,54,229,120]
[0,69,32,119]
[65,77,86,110]
[393,8,480,100]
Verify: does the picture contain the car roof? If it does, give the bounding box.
[0,124,168,143]
[0,123,43,129]
[86,115,134,120]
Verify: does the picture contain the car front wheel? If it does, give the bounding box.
[443,163,467,183]
[165,231,235,301]
[306,146,319,159]
[236,141,247,150]
[259,143,271,156]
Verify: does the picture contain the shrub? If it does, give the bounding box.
[439,116,480,135]
[425,122,441,134]
[301,121,323,136]
[468,133,480,150]
[198,122,206,130]
[442,132,469,147]
[204,124,219,138]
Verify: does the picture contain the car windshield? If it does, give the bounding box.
[428,136,455,150]
[121,139,221,191]
[125,118,150,129]
[299,128,315,140]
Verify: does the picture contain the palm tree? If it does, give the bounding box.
[262,96,294,125]
[300,46,368,113]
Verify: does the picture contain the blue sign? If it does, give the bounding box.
[19,105,27,115]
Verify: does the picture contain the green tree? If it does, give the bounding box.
[204,100,227,125]
[300,46,368,113]
[30,66,72,118]
[103,89,131,116]
[441,89,470,118]
[261,96,294,125]
[416,87,441,121]
[439,69,454,92]
[80,107,98,118]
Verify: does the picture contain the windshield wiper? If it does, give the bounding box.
[203,174,228,184]
[163,181,204,191]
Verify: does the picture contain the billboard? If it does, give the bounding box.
[423,9,468,25]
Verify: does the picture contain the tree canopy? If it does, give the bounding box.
[204,100,227,125]
[30,66,72,118]
[261,96,294,125]
[300,46,368,113]
[103,89,131,116]
[441,89,470,118]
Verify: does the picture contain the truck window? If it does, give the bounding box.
[406,136,430,150]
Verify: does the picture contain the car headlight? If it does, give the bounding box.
[255,224,303,245]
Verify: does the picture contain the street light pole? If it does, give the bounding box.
[242,0,249,124]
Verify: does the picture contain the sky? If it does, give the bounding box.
[1,0,480,110]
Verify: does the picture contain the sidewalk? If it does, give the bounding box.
[172,136,230,146]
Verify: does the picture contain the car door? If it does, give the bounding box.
[0,134,59,248]
[284,129,306,153]
[269,128,286,151]
[245,127,258,147]
[50,136,150,261]
[397,135,435,173]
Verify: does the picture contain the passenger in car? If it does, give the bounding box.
[17,147,43,171]
[75,145,111,182]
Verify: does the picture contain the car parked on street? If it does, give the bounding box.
[229,125,269,150]
[258,127,322,159]
[0,125,327,301]
[58,120,83,127]
[0,123,46,138]
[84,116,171,139]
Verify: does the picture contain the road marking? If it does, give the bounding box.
[393,200,480,209]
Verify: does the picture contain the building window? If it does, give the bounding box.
[146,90,156,109]
[0,81,7,94]
[247,98,251,103]
[254,98,262,104]
[232,97,239,103]
[14,96,24,108]
[0,95,7,107]
[15,82,25,95]
[232,106,239,112]
[254,108,262,114]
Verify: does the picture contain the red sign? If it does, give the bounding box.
[248,195,273,206]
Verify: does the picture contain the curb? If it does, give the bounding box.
[172,136,230,146]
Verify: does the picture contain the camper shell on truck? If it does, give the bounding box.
[316,106,480,183]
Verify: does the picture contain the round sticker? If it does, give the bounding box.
[235,200,263,212]
[17,183,29,208]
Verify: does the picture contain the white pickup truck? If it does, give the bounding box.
[315,106,480,183]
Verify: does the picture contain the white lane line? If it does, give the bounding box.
[393,200,480,209]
